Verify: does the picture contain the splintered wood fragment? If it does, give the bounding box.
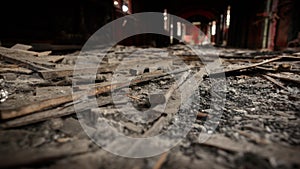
[0,68,189,120]
[266,73,300,84]
[44,55,65,63]
[11,43,32,51]
[13,49,52,57]
[11,44,52,56]
[256,66,277,72]
[262,74,288,90]
[197,112,208,118]
[152,152,168,169]
[0,67,33,74]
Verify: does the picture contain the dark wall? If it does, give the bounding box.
[0,0,113,46]
[275,0,300,49]
[227,0,265,49]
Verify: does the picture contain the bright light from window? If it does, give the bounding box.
[163,9,167,16]
[226,6,231,28]
[211,21,216,36]
[122,5,128,12]
[163,9,168,31]
[192,22,201,26]
[113,1,119,6]
[177,22,181,36]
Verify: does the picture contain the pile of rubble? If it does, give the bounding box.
[0,44,299,169]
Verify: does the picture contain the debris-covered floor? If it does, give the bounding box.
[0,44,299,169]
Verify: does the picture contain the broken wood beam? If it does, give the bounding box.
[261,74,288,90]
[266,73,300,84]
[211,55,300,77]
[210,56,283,76]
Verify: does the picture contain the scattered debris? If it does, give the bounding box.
[0,44,299,169]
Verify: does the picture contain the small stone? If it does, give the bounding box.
[288,116,297,120]
[59,117,83,136]
[265,126,272,133]
[31,137,46,147]
[233,116,242,121]
[43,129,49,136]
[56,137,72,143]
[49,118,64,130]
[129,68,142,76]
[52,134,59,140]
[2,73,17,81]
[159,80,167,85]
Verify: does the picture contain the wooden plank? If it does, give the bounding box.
[12,49,52,57]
[261,74,288,90]
[0,47,51,71]
[11,44,52,56]
[0,96,113,129]
[39,64,117,80]
[0,67,32,74]
[11,43,32,50]
[43,55,65,63]
[0,94,76,120]
[0,53,49,71]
